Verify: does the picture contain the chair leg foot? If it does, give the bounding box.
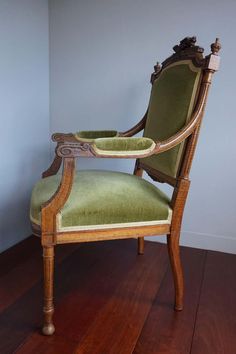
[42,323,55,336]
[167,233,184,311]
[174,304,183,311]
[42,246,55,336]
[138,237,144,255]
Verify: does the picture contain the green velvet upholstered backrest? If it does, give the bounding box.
[141,60,202,178]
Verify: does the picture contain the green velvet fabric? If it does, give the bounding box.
[30,170,171,228]
[141,62,201,177]
[94,137,154,152]
[75,130,118,141]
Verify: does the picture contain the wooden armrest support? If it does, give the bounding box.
[55,139,158,159]
[52,133,77,143]
[55,102,204,159]
[119,111,147,137]
[54,116,199,159]
[41,157,75,244]
[42,155,62,178]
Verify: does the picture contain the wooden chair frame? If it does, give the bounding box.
[31,36,221,335]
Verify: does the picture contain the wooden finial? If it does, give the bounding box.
[154,62,162,73]
[211,38,221,55]
[150,62,162,84]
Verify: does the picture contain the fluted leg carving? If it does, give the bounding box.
[167,232,184,311]
[138,237,144,255]
[42,246,55,335]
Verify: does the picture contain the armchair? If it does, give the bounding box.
[30,36,221,335]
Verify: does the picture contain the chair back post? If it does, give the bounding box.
[171,38,221,216]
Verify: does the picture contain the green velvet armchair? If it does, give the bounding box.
[30,36,221,335]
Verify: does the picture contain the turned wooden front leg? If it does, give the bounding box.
[42,246,55,335]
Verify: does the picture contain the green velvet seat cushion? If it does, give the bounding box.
[93,137,155,156]
[75,130,118,142]
[30,170,171,230]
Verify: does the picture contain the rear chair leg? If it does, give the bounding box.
[138,237,144,255]
[42,246,55,335]
[167,232,184,311]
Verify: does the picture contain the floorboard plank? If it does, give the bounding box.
[0,241,114,354]
[15,333,78,354]
[53,239,143,341]
[0,241,80,313]
[190,251,236,354]
[14,239,150,353]
[74,242,169,354]
[0,236,39,278]
[134,245,206,354]
[1,237,235,354]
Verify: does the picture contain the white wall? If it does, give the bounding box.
[0,0,50,252]
[48,0,236,254]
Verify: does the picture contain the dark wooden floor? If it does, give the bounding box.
[0,237,236,354]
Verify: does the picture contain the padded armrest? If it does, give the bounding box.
[75,130,118,142]
[93,137,156,157]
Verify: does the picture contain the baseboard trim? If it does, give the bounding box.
[146,231,236,255]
